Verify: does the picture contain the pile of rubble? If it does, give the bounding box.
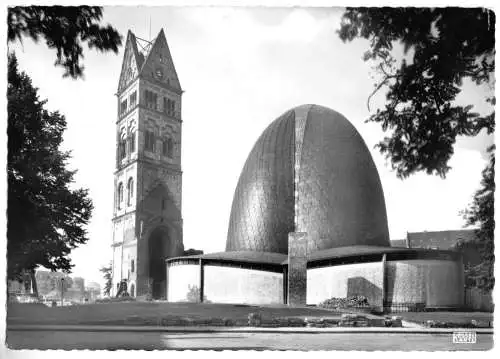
[426,319,492,328]
[247,313,306,327]
[318,296,370,309]
[245,313,404,328]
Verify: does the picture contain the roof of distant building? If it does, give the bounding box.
[390,239,408,248]
[407,229,477,250]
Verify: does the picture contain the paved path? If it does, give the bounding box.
[6,329,493,351]
[7,324,494,334]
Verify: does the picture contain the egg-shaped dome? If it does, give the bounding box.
[226,104,390,254]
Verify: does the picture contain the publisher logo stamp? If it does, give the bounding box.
[453,331,477,344]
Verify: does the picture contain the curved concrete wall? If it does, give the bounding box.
[167,264,199,302]
[204,265,283,305]
[166,257,464,308]
[307,262,384,306]
[386,259,464,307]
[308,258,464,308]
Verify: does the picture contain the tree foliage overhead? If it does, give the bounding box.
[339,7,495,179]
[462,145,495,291]
[8,6,122,79]
[7,54,93,280]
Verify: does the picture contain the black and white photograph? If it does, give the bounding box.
[1,1,496,353]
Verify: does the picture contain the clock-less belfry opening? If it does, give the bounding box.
[166,105,465,310]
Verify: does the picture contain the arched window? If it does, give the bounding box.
[167,99,173,116]
[162,139,168,157]
[128,131,136,153]
[145,130,155,152]
[117,182,123,209]
[127,177,134,206]
[161,137,174,158]
[119,138,126,160]
[167,137,174,158]
[144,90,158,110]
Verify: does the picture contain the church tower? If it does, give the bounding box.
[111,29,184,299]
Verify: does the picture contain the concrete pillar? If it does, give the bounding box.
[381,253,387,314]
[199,258,204,303]
[165,260,169,301]
[288,232,307,306]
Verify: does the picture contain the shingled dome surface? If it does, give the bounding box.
[226,104,390,254]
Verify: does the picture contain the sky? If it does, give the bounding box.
[6,6,494,286]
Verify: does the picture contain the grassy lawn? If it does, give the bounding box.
[7,302,341,326]
[396,311,494,327]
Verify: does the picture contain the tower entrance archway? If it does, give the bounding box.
[148,227,171,299]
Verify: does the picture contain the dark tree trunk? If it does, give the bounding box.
[30,270,38,297]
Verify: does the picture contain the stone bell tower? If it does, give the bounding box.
[111,29,184,299]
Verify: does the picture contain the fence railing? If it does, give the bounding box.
[464,287,494,312]
[383,302,426,313]
[342,290,494,313]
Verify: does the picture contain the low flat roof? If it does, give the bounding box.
[167,251,287,266]
[167,245,460,268]
[308,245,415,261]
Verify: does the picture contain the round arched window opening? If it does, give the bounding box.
[117,182,124,209]
[127,177,134,206]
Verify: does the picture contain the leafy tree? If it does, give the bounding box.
[338,8,495,179]
[7,54,93,283]
[100,263,113,297]
[462,146,495,292]
[338,8,495,292]
[8,6,122,79]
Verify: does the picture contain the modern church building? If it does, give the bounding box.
[112,29,464,310]
[166,105,465,310]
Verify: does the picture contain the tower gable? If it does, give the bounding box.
[117,31,144,93]
[139,29,182,93]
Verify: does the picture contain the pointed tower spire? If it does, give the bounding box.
[139,29,182,93]
[117,30,145,93]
